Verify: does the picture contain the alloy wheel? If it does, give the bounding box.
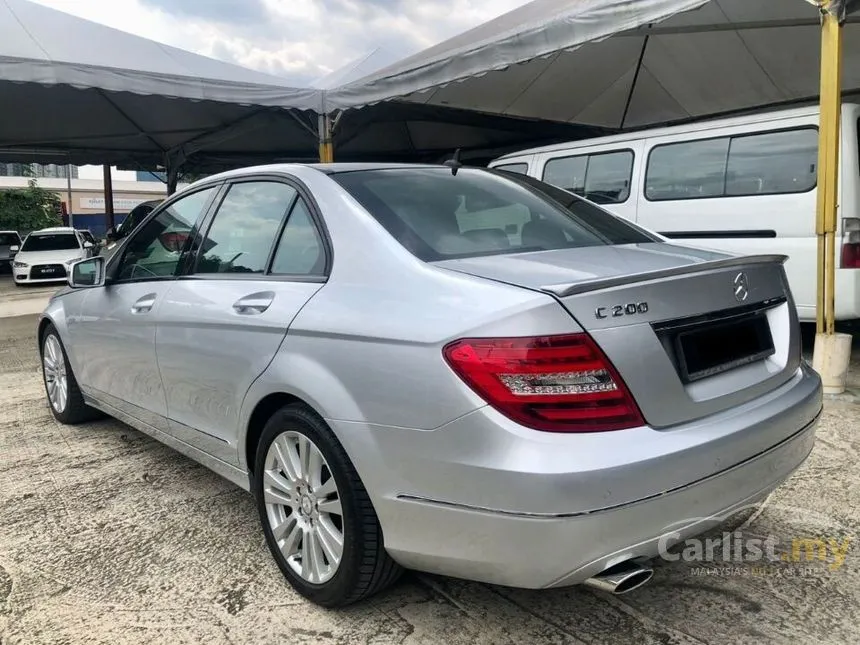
[263,431,344,584]
[43,335,68,413]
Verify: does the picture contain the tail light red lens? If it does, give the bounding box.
[841,218,860,269]
[443,334,644,432]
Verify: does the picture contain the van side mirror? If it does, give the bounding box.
[68,256,105,288]
[9,245,18,253]
[83,241,94,249]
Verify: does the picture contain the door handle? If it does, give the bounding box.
[131,293,157,314]
[233,291,275,315]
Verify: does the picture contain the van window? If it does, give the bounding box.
[542,150,633,204]
[645,128,817,201]
[494,162,528,174]
[725,129,817,195]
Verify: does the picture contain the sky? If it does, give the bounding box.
[29,0,531,179]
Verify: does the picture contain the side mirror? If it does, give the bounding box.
[83,241,94,249]
[68,256,106,288]
[9,245,19,253]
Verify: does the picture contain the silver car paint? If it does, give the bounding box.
[40,163,822,589]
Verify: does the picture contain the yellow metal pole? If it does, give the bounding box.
[815,1,843,335]
[318,114,334,163]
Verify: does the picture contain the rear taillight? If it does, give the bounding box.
[443,333,644,432]
[841,217,860,269]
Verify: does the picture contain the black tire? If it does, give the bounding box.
[40,323,101,424]
[254,404,402,607]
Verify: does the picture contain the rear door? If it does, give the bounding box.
[155,176,328,464]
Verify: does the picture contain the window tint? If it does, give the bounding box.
[0,233,20,245]
[493,162,528,174]
[270,198,326,275]
[646,138,729,201]
[116,187,216,281]
[725,129,817,195]
[543,151,633,204]
[197,182,297,274]
[21,233,80,252]
[331,168,654,262]
[645,128,818,201]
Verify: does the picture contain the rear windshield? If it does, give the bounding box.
[21,233,80,252]
[0,233,19,245]
[331,168,655,261]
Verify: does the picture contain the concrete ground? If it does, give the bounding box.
[1,274,860,645]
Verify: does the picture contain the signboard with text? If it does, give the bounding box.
[79,197,147,211]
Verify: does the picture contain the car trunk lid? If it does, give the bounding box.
[435,243,801,428]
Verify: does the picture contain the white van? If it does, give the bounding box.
[489,104,860,322]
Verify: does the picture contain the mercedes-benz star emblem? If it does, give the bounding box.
[733,272,750,302]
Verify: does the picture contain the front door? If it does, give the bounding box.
[155,179,328,464]
[69,185,220,429]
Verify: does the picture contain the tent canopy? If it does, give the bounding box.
[0,0,323,171]
[327,0,860,130]
[0,0,594,171]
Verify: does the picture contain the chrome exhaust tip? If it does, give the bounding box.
[582,561,654,595]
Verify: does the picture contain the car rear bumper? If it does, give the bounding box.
[329,362,822,588]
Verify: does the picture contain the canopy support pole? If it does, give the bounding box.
[318,114,334,163]
[103,164,115,232]
[812,0,853,394]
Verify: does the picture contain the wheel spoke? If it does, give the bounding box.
[307,445,323,489]
[264,469,296,498]
[281,518,302,557]
[315,476,337,498]
[264,487,293,507]
[315,516,343,567]
[317,497,342,517]
[298,435,311,481]
[273,435,301,483]
[301,526,324,583]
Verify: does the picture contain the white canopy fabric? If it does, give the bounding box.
[0,0,320,109]
[0,0,323,171]
[326,0,860,130]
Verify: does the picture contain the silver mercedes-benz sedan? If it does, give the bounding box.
[38,163,822,607]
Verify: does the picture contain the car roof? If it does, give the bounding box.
[32,227,77,234]
[190,162,463,187]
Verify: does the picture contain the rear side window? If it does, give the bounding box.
[543,150,633,204]
[270,198,326,275]
[331,168,655,262]
[197,182,297,274]
[645,127,817,201]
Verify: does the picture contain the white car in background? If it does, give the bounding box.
[12,227,94,286]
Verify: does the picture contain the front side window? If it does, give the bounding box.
[116,187,216,281]
[196,182,297,274]
[331,168,655,262]
[543,150,633,204]
[21,233,80,252]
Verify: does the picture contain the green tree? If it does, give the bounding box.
[0,178,63,233]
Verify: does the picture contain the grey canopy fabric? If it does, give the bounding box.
[326,0,860,130]
[0,0,323,170]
